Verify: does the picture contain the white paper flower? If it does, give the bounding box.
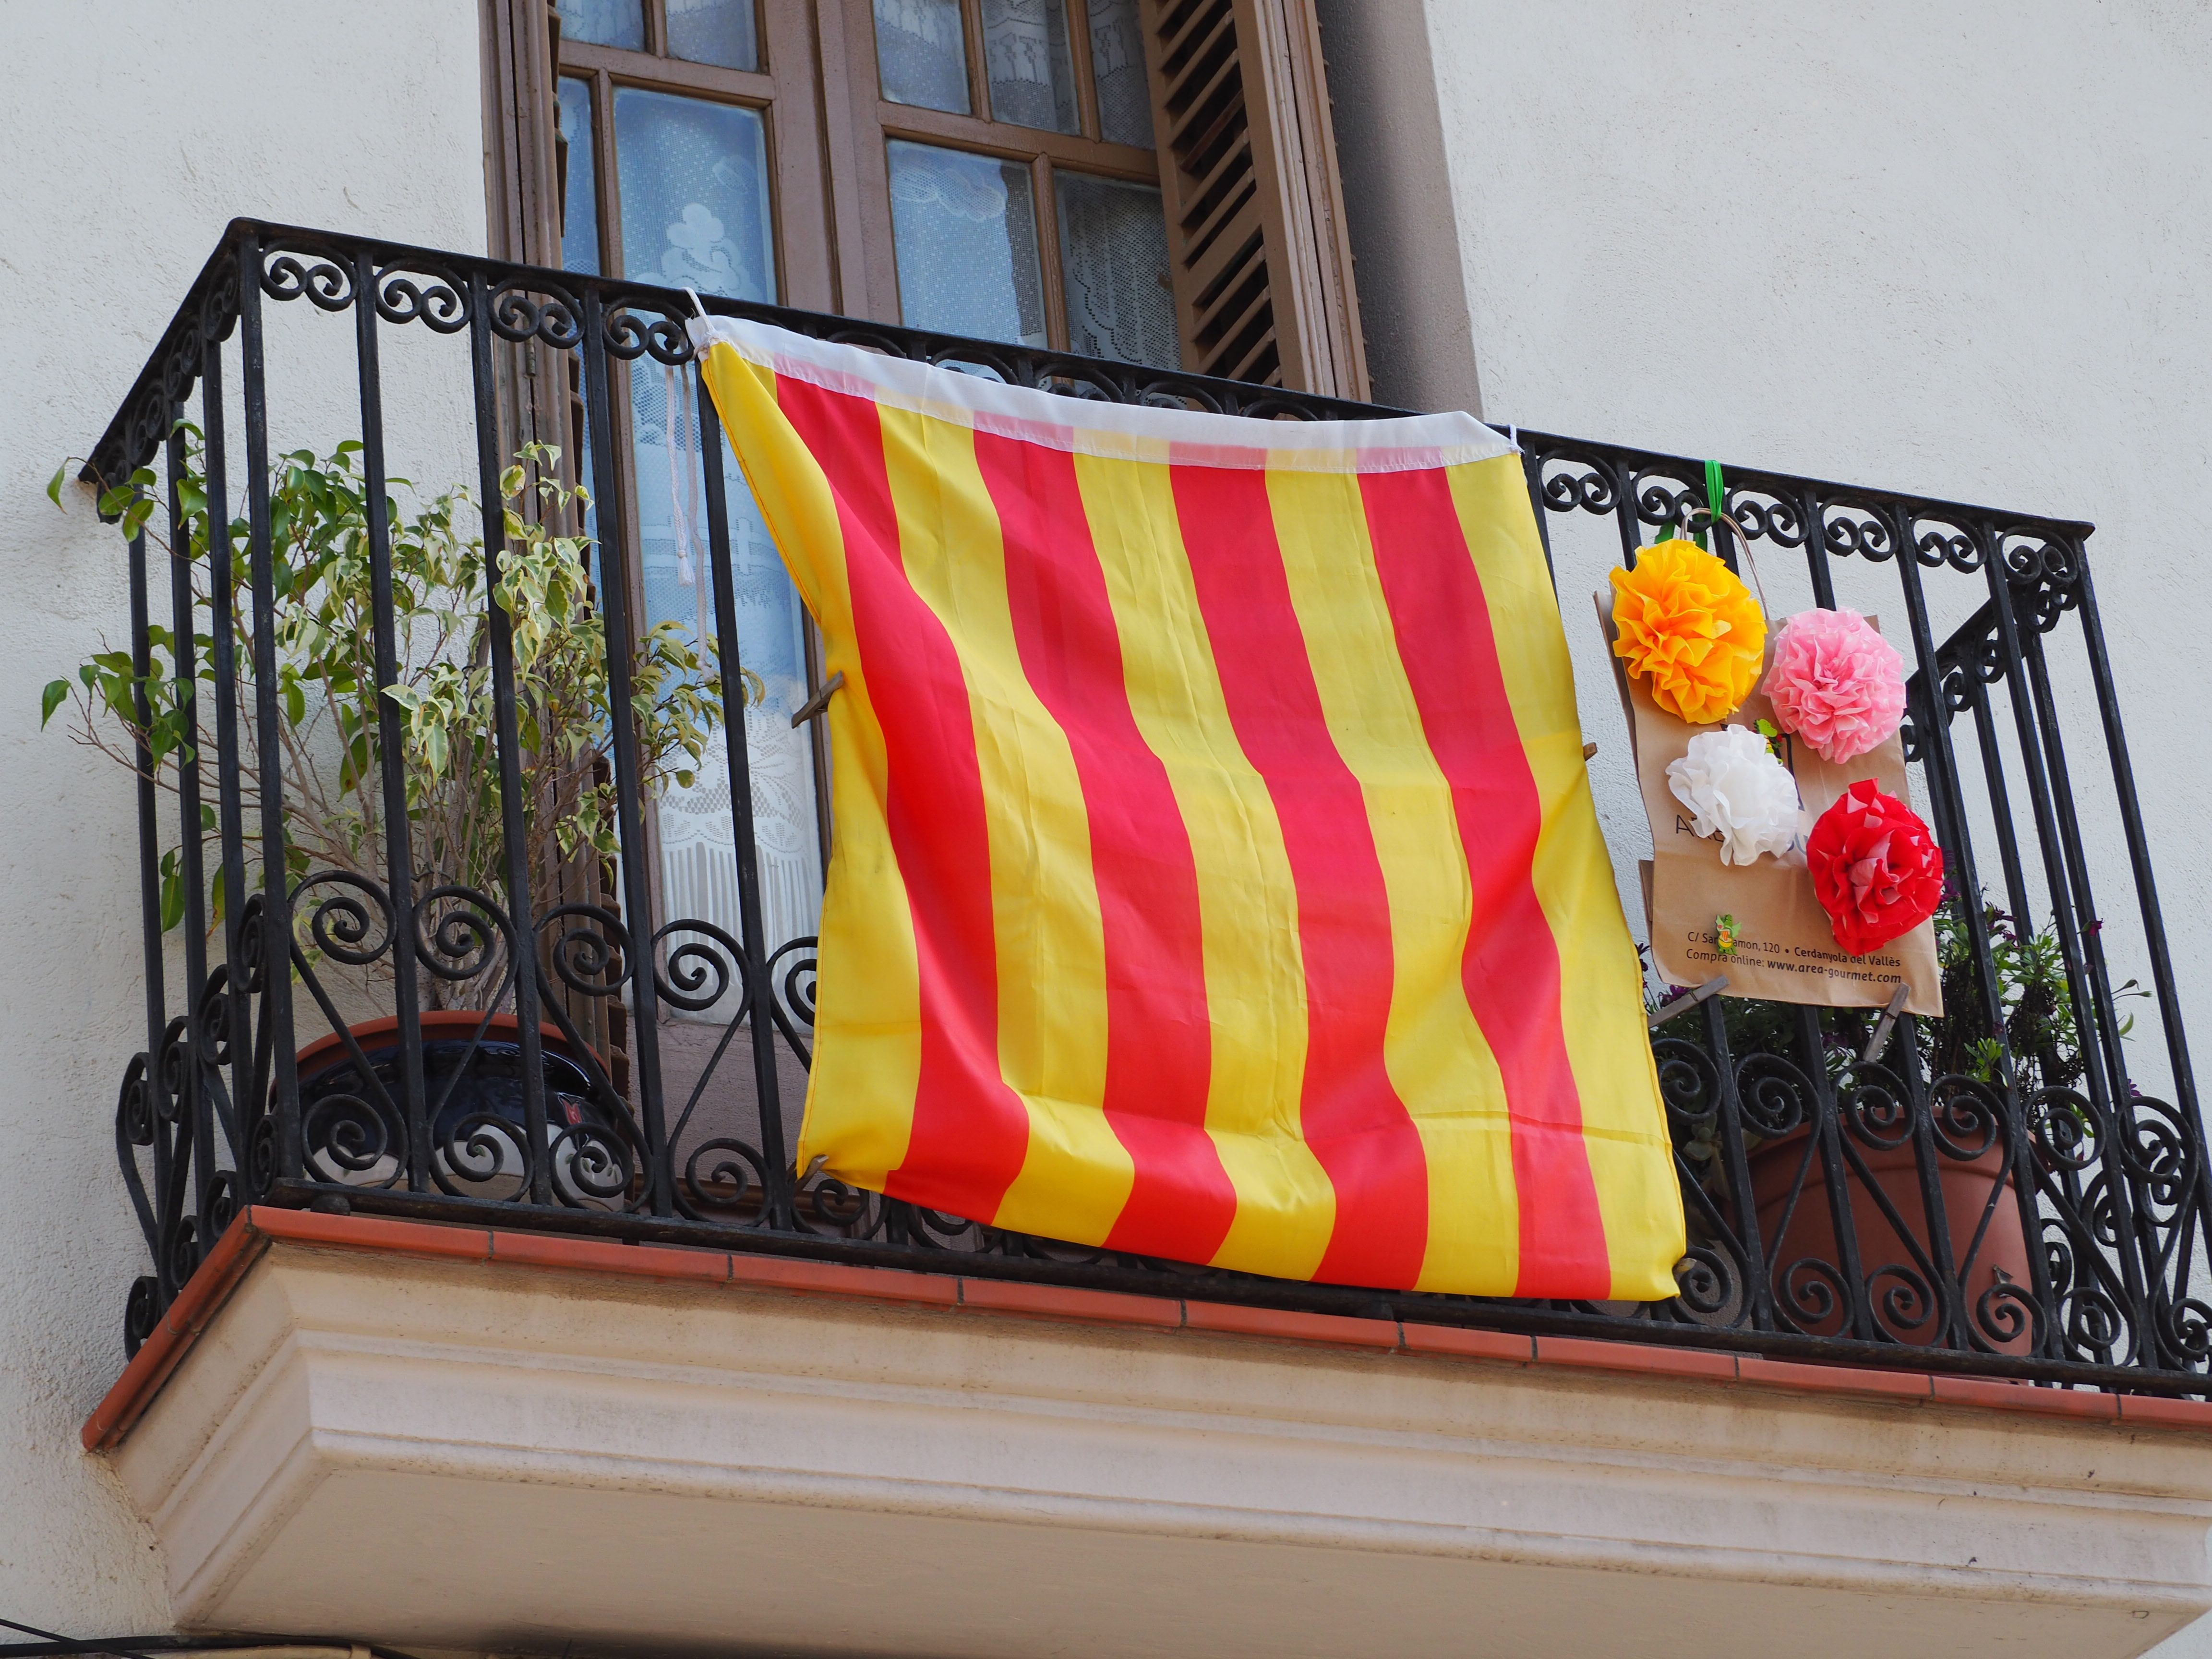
[1666,726,1802,866]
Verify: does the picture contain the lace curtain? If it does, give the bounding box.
[611,85,827,989]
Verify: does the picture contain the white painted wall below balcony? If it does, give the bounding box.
[0,2,485,1635]
[113,1241,2212,1659]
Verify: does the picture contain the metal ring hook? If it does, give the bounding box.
[1677,496,1771,619]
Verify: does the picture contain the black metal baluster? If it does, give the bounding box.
[1958,612,2062,1354]
[1701,999,1774,1333]
[1887,506,2026,1352]
[1790,499,1880,1343]
[165,422,213,1278]
[2018,626,2135,1104]
[237,235,299,1193]
[1799,488,1837,610]
[579,292,672,1214]
[2016,613,2166,1353]
[466,273,551,1206]
[2070,554,2205,1122]
[1886,1011,1975,1351]
[2068,551,2212,1360]
[1961,632,2036,937]
[1610,453,1643,568]
[1802,1010,1877,1342]
[127,523,171,1300]
[352,249,429,1191]
[696,381,793,1227]
[199,313,251,1202]
[1983,536,2152,1360]
[1517,446,1556,589]
[1890,511,2008,1052]
[1890,673,1970,1350]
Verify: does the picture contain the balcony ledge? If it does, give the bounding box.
[93,1209,2212,1659]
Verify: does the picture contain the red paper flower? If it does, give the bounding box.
[1806,779,1944,955]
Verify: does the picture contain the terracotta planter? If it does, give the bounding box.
[293,1011,623,1198]
[293,1008,588,1073]
[1747,1129,2035,1354]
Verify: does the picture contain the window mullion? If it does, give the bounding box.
[961,0,992,121]
[589,70,623,277]
[1032,155,1070,353]
[1065,0,1102,142]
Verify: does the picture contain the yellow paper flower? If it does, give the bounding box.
[1609,539,1766,724]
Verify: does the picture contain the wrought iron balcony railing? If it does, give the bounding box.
[84,219,2208,1395]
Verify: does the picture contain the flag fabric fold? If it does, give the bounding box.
[691,315,1683,1299]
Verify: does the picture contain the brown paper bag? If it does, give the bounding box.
[1596,592,1943,1017]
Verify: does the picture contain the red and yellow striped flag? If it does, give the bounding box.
[693,317,1683,1299]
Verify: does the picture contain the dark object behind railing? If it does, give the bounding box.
[89,219,2209,1394]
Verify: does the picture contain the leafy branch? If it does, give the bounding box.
[47,430,760,1008]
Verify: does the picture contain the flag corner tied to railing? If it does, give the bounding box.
[692,314,1684,1301]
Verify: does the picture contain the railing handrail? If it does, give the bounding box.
[89,218,2098,543]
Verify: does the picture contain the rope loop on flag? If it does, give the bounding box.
[684,371,705,585]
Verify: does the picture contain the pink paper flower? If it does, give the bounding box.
[1762,608,1906,764]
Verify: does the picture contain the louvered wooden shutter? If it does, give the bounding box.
[1141,0,1369,400]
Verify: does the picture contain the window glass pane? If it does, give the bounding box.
[875,0,970,114]
[554,0,645,50]
[555,78,601,276]
[887,141,1046,347]
[981,0,1076,135]
[1054,172,1177,368]
[666,0,759,70]
[608,96,822,983]
[1084,0,1153,148]
[613,87,777,301]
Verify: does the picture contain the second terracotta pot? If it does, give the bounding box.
[1746,1129,2035,1355]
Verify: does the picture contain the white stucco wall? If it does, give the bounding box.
[1322,3,2212,1653]
[0,1,485,1634]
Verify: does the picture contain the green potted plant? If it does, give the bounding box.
[1658,907,2139,1349]
[48,430,757,1191]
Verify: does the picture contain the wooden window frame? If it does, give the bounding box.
[555,10,836,313]
[490,0,1367,377]
[831,0,1170,351]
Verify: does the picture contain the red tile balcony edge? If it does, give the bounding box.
[84,1206,2212,1452]
[81,1206,272,1452]
[961,1277,1178,1326]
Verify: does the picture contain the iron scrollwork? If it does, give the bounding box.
[93,221,2211,1399]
